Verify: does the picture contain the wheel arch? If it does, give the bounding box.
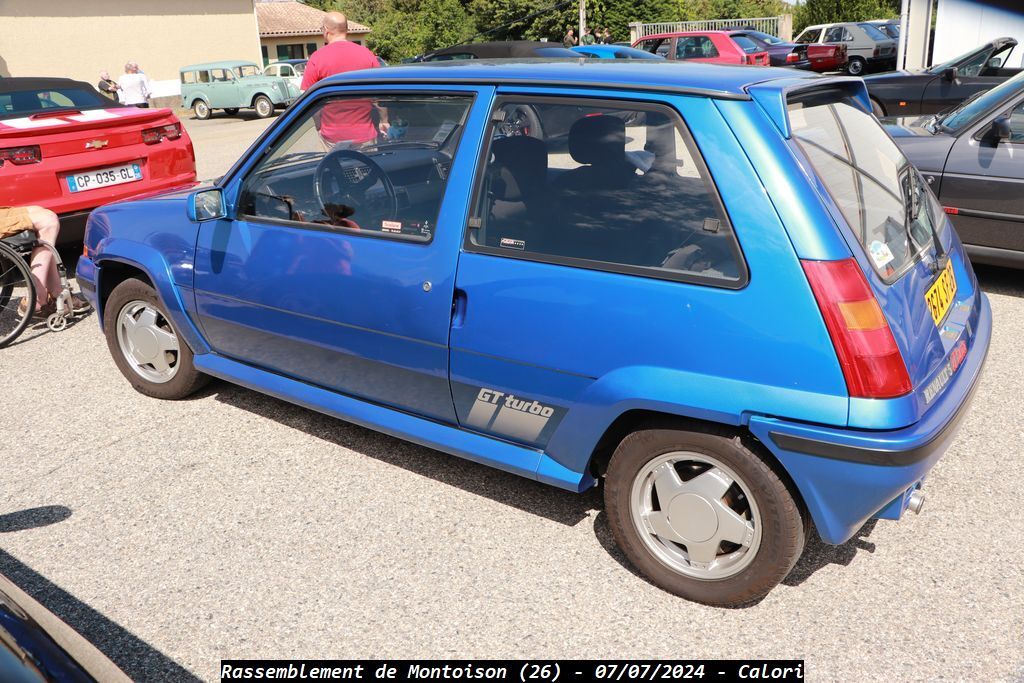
[190,96,210,108]
[869,95,886,116]
[94,249,209,356]
[250,92,273,108]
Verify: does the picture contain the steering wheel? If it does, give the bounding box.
[314,148,398,224]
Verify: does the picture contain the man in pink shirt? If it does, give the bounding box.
[300,12,387,145]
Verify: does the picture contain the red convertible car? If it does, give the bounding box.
[633,31,770,66]
[0,77,196,244]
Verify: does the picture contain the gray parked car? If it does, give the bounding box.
[886,69,1024,267]
[795,21,897,75]
[180,60,294,120]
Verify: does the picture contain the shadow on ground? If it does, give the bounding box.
[975,263,1024,297]
[214,383,602,527]
[0,551,199,682]
[0,506,72,533]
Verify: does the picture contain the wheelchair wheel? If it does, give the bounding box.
[0,241,34,348]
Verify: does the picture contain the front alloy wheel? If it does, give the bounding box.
[254,96,273,119]
[193,100,210,120]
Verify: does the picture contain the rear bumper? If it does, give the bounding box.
[749,292,991,544]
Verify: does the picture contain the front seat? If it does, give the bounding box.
[484,134,549,248]
[553,115,636,192]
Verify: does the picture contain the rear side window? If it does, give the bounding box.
[676,36,719,59]
[467,98,746,287]
[789,90,944,281]
[858,23,889,41]
[638,38,671,56]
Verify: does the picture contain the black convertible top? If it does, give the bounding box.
[0,76,97,93]
[422,41,578,60]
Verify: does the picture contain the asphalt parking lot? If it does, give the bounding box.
[2,114,1023,682]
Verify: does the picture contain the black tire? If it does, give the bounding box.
[103,278,209,399]
[253,95,273,119]
[0,242,34,348]
[193,100,211,120]
[604,424,806,607]
[846,57,866,76]
[224,108,240,116]
[870,98,886,117]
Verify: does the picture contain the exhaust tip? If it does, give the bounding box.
[907,489,925,515]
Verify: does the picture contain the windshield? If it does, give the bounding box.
[0,86,110,119]
[927,41,1013,74]
[789,91,943,281]
[291,62,306,75]
[938,70,1024,132]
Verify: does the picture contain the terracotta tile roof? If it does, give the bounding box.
[256,0,370,37]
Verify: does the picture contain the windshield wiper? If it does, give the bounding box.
[904,170,949,272]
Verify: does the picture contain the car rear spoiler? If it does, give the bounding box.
[745,76,872,138]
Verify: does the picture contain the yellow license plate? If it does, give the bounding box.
[924,260,957,326]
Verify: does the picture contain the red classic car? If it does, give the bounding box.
[633,31,770,66]
[0,77,196,243]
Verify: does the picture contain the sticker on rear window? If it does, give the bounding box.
[868,240,895,269]
[499,237,525,250]
[381,220,402,233]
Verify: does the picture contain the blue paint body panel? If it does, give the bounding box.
[81,61,992,548]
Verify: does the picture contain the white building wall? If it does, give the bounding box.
[933,0,1024,67]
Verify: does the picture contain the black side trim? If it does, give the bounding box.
[964,243,1024,269]
[769,357,985,467]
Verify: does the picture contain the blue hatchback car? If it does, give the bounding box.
[78,61,991,607]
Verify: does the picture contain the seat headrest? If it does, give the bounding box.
[568,115,625,166]
[490,135,547,202]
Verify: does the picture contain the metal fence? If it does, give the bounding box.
[629,16,787,42]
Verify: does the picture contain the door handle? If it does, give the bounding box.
[451,288,468,329]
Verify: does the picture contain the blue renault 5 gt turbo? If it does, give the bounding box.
[77,61,991,607]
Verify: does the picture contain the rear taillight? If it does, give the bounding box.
[802,258,912,399]
[0,145,41,166]
[142,123,182,144]
[786,53,800,63]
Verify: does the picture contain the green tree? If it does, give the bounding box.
[369,0,474,62]
[794,0,899,33]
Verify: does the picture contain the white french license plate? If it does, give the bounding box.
[66,163,142,193]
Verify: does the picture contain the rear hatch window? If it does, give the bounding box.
[788,90,945,283]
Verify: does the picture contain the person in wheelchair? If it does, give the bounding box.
[0,205,88,317]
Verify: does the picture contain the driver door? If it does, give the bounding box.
[192,87,491,423]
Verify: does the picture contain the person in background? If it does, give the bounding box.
[562,27,576,47]
[580,27,596,45]
[300,11,387,146]
[0,206,87,316]
[117,62,150,108]
[97,70,119,100]
[602,28,612,44]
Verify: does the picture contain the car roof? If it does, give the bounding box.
[318,59,824,100]
[275,59,307,65]
[423,41,574,59]
[0,77,94,93]
[642,31,731,39]
[180,60,258,71]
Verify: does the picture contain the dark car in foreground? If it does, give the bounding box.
[416,41,579,61]
[866,37,1020,117]
[0,570,129,681]
[78,61,990,607]
[885,70,1024,267]
[725,27,847,71]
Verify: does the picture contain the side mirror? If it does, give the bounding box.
[988,56,1002,69]
[991,115,1012,141]
[187,188,226,222]
[943,67,958,82]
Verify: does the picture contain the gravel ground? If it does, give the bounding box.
[0,116,1021,682]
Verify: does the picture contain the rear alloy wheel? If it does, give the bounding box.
[193,100,211,120]
[847,57,866,76]
[605,425,805,607]
[253,95,273,119]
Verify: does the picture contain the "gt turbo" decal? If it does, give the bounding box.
[466,388,555,442]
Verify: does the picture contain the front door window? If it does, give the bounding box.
[238,93,474,241]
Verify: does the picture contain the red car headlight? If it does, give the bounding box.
[0,145,41,166]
